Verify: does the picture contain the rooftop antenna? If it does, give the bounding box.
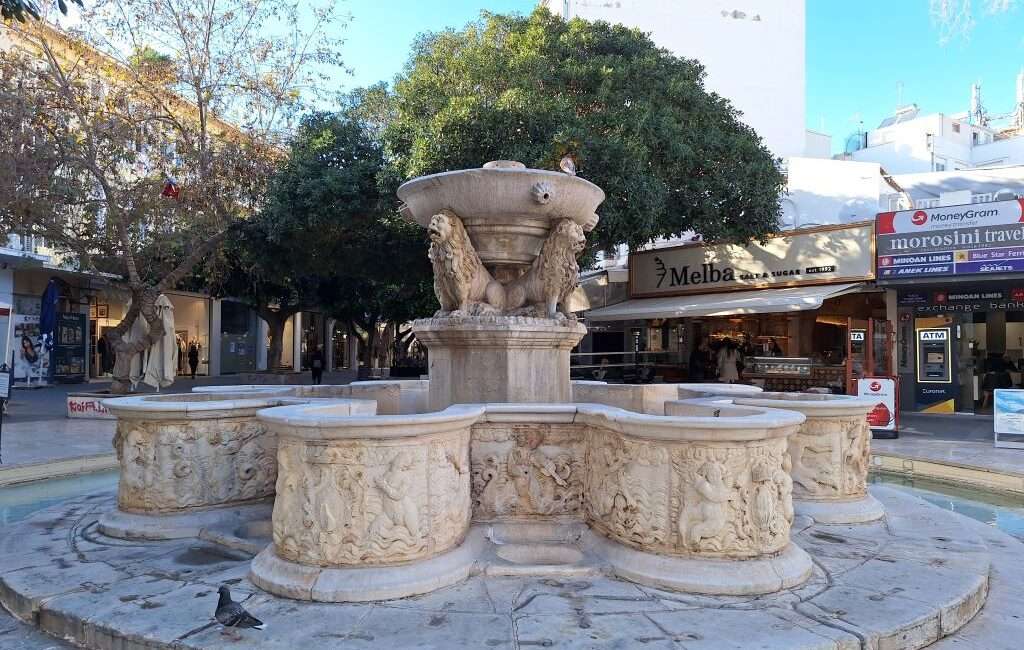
[1016,68,1024,130]
[970,81,986,126]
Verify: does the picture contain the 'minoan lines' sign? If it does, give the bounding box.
[876,199,1024,279]
[629,222,876,298]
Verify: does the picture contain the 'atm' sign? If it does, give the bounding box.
[919,330,948,341]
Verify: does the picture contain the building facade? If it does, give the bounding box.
[545,0,810,159]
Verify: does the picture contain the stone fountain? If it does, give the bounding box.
[242,161,817,601]
[398,160,601,408]
[1,161,996,650]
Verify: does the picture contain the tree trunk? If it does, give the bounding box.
[261,309,294,371]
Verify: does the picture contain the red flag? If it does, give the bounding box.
[161,177,180,199]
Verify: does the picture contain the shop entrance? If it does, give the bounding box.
[846,317,892,394]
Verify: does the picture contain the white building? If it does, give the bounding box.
[846,76,1024,173]
[545,0,814,159]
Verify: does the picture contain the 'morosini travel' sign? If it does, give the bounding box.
[629,222,875,298]
[876,199,1024,279]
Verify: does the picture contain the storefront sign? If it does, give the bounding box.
[900,287,1024,313]
[630,222,875,298]
[66,395,115,419]
[857,377,897,431]
[877,199,1024,279]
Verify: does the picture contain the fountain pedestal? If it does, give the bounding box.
[414,316,585,410]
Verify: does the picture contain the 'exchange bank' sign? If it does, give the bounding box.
[876,199,1024,279]
[629,222,875,298]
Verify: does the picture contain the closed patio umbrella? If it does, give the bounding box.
[143,294,176,390]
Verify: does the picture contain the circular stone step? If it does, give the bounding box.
[0,487,991,650]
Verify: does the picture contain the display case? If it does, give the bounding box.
[746,357,813,376]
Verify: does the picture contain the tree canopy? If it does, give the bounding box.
[384,8,785,254]
[1,0,80,23]
[212,110,434,369]
[0,0,345,391]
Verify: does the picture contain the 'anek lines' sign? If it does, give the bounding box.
[876,199,1024,279]
[629,222,875,298]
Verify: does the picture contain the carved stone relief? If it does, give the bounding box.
[470,423,584,519]
[584,429,671,547]
[672,439,791,558]
[582,428,793,559]
[425,210,587,320]
[787,415,870,501]
[114,417,277,513]
[273,428,471,567]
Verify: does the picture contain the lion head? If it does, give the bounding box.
[427,211,456,245]
[551,219,586,255]
[427,209,480,279]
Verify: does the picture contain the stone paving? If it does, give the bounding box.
[873,437,1024,479]
[0,486,1005,649]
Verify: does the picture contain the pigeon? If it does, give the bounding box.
[215,586,264,632]
[559,154,577,176]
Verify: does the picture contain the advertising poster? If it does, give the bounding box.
[857,376,898,432]
[12,314,49,381]
[994,390,1024,448]
[53,312,86,381]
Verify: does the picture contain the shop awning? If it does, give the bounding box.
[585,282,864,322]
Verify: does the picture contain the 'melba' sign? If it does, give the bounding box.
[629,223,875,298]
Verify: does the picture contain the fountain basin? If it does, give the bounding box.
[192,380,430,415]
[257,404,481,568]
[254,400,811,599]
[99,392,376,539]
[728,391,884,523]
[397,162,604,269]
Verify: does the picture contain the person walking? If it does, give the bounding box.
[717,339,741,383]
[187,340,200,380]
[310,345,325,385]
[689,339,710,381]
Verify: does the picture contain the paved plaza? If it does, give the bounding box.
[0,486,1013,649]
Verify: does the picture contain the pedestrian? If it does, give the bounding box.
[689,338,710,381]
[187,340,200,379]
[310,345,324,385]
[717,338,741,384]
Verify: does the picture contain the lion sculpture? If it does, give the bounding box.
[427,209,505,315]
[505,219,586,319]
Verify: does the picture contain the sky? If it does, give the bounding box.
[807,2,1024,152]
[333,1,1024,155]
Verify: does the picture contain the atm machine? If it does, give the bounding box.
[915,326,956,413]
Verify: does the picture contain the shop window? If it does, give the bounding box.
[221,301,252,335]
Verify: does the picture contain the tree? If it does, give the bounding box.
[205,223,323,372]
[0,0,345,392]
[1,0,81,23]
[383,8,785,255]
[266,110,434,369]
[212,110,434,371]
[930,0,1017,43]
